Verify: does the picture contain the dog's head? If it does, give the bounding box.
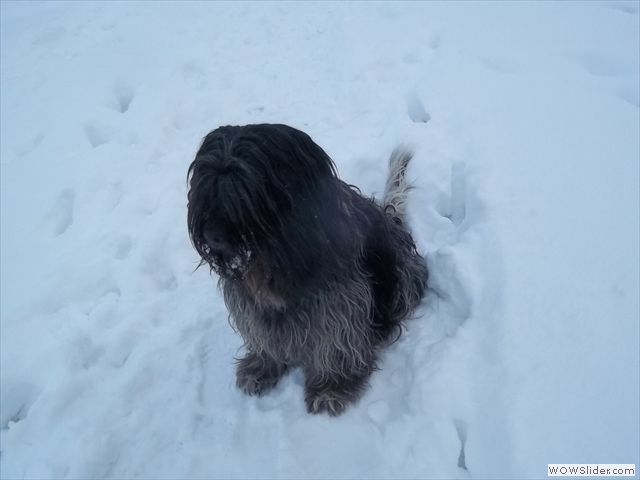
[187,124,354,296]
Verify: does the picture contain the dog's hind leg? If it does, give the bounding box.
[235,351,289,397]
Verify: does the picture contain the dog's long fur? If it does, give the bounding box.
[187,124,427,416]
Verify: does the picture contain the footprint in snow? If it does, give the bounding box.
[614,82,640,107]
[0,382,41,429]
[602,1,639,14]
[407,89,431,124]
[106,81,135,114]
[431,160,467,229]
[573,51,636,77]
[105,334,136,368]
[84,123,112,148]
[427,33,442,50]
[477,54,519,74]
[68,332,105,371]
[140,249,178,294]
[47,188,75,237]
[447,161,467,228]
[14,133,45,158]
[112,234,134,260]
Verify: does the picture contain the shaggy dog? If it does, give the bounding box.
[187,124,427,416]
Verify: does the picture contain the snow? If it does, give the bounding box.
[1,1,638,478]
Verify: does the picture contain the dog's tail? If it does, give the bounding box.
[382,146,414,221]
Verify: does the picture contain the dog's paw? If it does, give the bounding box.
[305,391,351,416]
[236,371,279,397]
[235,352,287,397]
[304,370,371,416]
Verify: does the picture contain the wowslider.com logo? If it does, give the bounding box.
[548,464,636,477]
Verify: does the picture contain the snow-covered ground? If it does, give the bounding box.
[1,1,638,478]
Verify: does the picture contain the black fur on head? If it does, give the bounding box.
[187,124,367,298]
[187,124,428,416]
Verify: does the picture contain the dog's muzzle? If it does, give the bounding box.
[201,231,251,278]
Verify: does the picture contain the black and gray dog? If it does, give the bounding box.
[187,124,427,416]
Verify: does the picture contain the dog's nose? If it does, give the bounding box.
[204,231,227,252]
